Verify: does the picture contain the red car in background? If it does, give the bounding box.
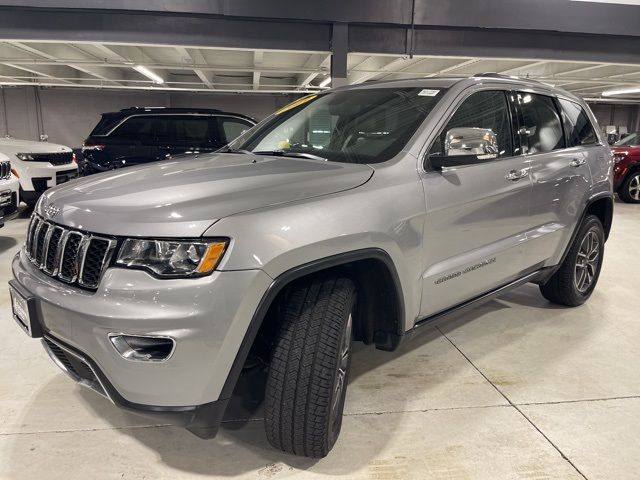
[612,132,640,203]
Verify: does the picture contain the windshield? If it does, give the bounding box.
[227,87,447,164]
[615,132,640,147]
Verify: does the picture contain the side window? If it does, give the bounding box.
[518,93,565,154]
[170,116,218,146]
[109,116,155,143]
[558,99,598,147]
[218,117,253,144]
[429,90,513,160]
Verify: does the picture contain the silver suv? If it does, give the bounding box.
[10,75,613,458]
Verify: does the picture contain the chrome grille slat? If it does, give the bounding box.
[0,161,10,180]
[24,214,116,291]
[33,222,49,266]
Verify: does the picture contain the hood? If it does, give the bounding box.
[38,153,374,237]
[611,146,639,154]
[0,138,71,153]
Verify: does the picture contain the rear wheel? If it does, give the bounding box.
[539,214,604,306]
[619,171,640,203]
[264,276,356,458]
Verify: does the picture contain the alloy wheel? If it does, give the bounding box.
[628,174,640,201]
[574,230,600,293]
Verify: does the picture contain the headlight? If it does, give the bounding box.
[116,238,228,278]
[613,154,625,164]
[16,153,34,161]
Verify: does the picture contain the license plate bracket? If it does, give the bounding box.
[9,281,43,338]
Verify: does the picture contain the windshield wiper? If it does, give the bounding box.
[253,150,327,161]
[217,147,255,155]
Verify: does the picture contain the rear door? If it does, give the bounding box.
[419,89,533,318]
[516,92,594,267]
[157,115,221,157]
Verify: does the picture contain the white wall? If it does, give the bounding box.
[0,86,301,147]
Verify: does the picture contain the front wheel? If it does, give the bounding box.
[264,276,356,458]
[618,171,640,203]
[539,214,605,306]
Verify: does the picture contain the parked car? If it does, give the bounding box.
[611,132,640,203]
[0,137,78,207]
[80,107,256,174]
[0,153,19,228]
[10,75,613,458]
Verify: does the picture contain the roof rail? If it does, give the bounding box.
[472,72,546,85]
[119,106,224,113]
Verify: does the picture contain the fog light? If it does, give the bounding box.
[109,334,175,362]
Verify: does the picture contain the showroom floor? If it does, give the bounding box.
[0,201,638,480]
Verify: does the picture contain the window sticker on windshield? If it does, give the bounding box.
[418,89,440,97]
[274,95,317,115]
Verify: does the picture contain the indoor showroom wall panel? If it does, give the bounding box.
[0,86,300,148]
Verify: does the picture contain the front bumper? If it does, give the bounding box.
[11,251,272,436]
[14,161,78,194]
[0,177,20,225]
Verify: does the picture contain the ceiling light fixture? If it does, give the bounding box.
[318,77,331,88]
[601,86,640,97]
[133,65,164,84]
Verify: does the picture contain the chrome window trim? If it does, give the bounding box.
[96,113,256,138]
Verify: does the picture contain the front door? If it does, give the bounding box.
[419,89,533,318]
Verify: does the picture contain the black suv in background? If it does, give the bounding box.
[80,107,256,175]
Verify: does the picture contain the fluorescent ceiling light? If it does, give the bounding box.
[318,77,331,88]
[133,65,164,84]
[601,86,640,97]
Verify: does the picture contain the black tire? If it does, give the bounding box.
[264,276,356,458]
[618,171,640,203]
[539,214,605,306]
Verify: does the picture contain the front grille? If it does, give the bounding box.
[29,152,74,165]
[0,161,11,179]
[25,215,116,290]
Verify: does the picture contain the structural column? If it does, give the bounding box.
[330,23,348,88]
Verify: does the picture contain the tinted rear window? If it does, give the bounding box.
[89,114,125,136]
[558,99,598,147]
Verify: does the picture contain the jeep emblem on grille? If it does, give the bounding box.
[43,203,61,219]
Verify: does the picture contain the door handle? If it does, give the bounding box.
[505,168,529,181]
[570,158,586,167]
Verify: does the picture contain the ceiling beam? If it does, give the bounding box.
[175,46,214,89]
[90,44,168,84]
[5,41,124,86]
[297,53,330,89]
[0,80,321,95]
[64,44,126,86]
[555,64,607,76]
[376,57,432,81]
[0,57,326,75]
[425,58,480,77]
[252,50,263,90]
[349,56,409,84]
[2,41,76,84]
[498,60,549,75]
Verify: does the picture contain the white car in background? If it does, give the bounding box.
[0,152,19,228]
[0,137,78,207]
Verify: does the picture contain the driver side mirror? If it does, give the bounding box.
[428,127,499,170]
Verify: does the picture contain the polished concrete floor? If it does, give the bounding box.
[1,201,638,479]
